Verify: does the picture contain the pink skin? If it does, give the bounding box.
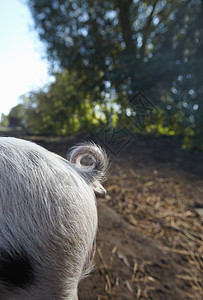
[84,240,96,270]
[90,240,96,262]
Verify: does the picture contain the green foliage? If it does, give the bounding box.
[0,114,8,127]
[9,104,25,120]
[20,71,103,135]
[20,0,203,148]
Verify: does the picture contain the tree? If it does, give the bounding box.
[0,114,8,127]
[20,70,104,135]
[26,0,203,148]
[9,104,25,120]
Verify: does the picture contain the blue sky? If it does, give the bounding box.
[0,0,53,116]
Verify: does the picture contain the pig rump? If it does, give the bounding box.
[0,137,108,300]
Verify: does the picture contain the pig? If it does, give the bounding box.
[0,137,108,299]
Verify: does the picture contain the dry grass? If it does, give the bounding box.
[99,162,203,299]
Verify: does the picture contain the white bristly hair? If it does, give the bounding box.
[0,137,108,300]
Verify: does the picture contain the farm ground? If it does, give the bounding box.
[3,132,203,300]
[35,134,203,300]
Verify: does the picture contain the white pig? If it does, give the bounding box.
[0,137,108,300]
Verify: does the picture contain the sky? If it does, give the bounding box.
[0,0,53,116]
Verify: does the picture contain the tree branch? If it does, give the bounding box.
[140,0,159,56]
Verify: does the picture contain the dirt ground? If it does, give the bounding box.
[26,135,203,299]
[78,138,203,300]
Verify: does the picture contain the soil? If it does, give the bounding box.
[79,202,194,300]
[28,135,203,299]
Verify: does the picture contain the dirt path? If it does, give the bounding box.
[78,137,203,300]
[31,135,203,299]
[79,201,196,300]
